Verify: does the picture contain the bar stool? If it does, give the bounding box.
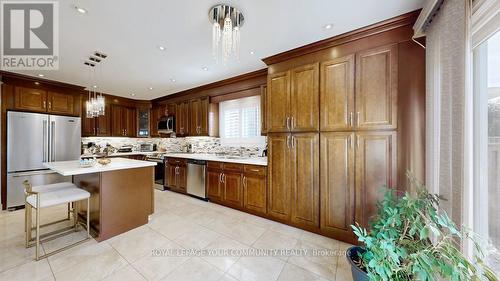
[24,180,91,260]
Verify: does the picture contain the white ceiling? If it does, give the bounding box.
[12,0,424,100]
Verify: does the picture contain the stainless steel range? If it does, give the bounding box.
[145,153,166,189]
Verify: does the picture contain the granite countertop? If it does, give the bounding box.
[43,158,157,176]
[163,153,268,166]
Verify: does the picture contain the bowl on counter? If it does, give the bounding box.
[80,155,97,168]
[98,158,112,165]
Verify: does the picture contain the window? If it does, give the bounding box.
[473,30,500,274]
[219,95,265,146]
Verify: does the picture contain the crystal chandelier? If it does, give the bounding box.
[85,64,105,118]
[209,5,244,63]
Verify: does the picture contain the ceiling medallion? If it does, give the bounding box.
[209,4,244,63]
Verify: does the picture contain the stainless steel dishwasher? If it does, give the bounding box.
[186,159,207,199]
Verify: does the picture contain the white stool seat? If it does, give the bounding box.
[27,188,90,208]
[31,182,77,193]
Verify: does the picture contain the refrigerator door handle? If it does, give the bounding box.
[51,121,56,162]
[43,120,48,162]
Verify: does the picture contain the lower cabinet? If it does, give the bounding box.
[164,158,187,193]
[268,133,320,228]
[207,162,267,214]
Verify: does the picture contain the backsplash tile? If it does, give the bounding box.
[82,137,266,157]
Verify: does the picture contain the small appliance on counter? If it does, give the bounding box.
[139,143,156,152]
[117,145,133,153]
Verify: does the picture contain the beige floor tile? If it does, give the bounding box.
[161,257,224,281]
[174,224,221,249]
[268,221,305,239]
[132,240,190,281]
[108,225,171,263]
[102,264,146,281]
[0,236,45,273]
[201,235,250,272]
[227,256,286,281]
[41,230,92,254]
[277,263,330,281]
[0,259,53,281]
[218,274,239,281]
[299,231,340,250]
[49,240,128,281]
[287,240,338,280]
[252,230,298,261]
[223,222,266,246]
[335,255,354,281]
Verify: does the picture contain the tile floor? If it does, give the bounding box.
[0,190,354,281]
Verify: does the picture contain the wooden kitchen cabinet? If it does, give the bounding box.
[243,165,267,215]
[268,133,319,227]
[188,97,209,136]
[260,85,267,135]
[111,105,136,137]
[207,170,223,202]
[82,115,96,136]
[290,63,319,132]
[267,134,292,221]
[82,96,110,137]
[320,55,355,131]
[320,132,355,238]
[355,131,397,228]
[176,101,189,136]
[355,44,398,130]
[164,158,187,193]
[14,86,80,116]
[267,71,290,133]
[223,172,243,208]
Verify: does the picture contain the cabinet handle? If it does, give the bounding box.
[357,135,360,148]
[43,101,46,109]
[243,176,247,188]
[357,112,360,127]
[349,135,353,149]
[223,173,226,183]
[48,102,52,109]
[219,173,223,183]
[291,117,294,130]
[349,112,353,127]
[292,136,295,148]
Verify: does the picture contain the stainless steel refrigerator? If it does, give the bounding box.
[6,111,81,209]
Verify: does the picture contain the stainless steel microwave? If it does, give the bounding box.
[158,115,175,134]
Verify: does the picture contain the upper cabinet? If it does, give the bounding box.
[260,85,267,135]
[14,86,80,116]
[290,63,319,132]
[188,97,209,136]
[320,55,355,131]
[111,105,136,137]
[266,64,319,133]
[355,44,398,130]
[176,100,189,136]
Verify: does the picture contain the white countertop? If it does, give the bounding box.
[43,158,157,176]
[163,153,268,166]
[107,151,157,156]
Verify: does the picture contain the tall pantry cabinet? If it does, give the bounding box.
[265,39,403,243]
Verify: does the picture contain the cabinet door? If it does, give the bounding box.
[320,55,355,131]
[111,105,124,136]
[166,103,176,117]
[267,134,292,221]
[223,172,243,208]
[290,63,319,132]
[165,164,176,188]
[260,85,267,135]
[355,44,398,130]
[124,107,136,137]
[267,71,290,133]
[47,91,74,115]
[200,97,209,136]
[97,104,111,136]
[82,116,96,136]
[150,107,159,137]
[207,170,223,202]
[243,174,267,214]
[355,131,397,228]
[290,133,319,228]
[189,98,201,135]
[14,87,47,112]
[320,132,355,238]
[176,102,188,136]
[177,165,187,193]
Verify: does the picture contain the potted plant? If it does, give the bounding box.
[348,175,499,281]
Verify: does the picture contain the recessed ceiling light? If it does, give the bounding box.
[158,46,166,51]
[130,93,136,97]
[148,87,153,90]
[92,85,97,88]
[170,78,176,82]
[249,51,255,55]
[202,66,209,71]
[37,74,44,77]
[75,6,87,14]
[323,24,333,30]
[34,82,40,85]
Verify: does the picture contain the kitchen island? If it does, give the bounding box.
[43,158,156,241]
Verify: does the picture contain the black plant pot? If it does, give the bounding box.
[346,246,369,281]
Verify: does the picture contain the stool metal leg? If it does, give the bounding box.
[35,196,41,261]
